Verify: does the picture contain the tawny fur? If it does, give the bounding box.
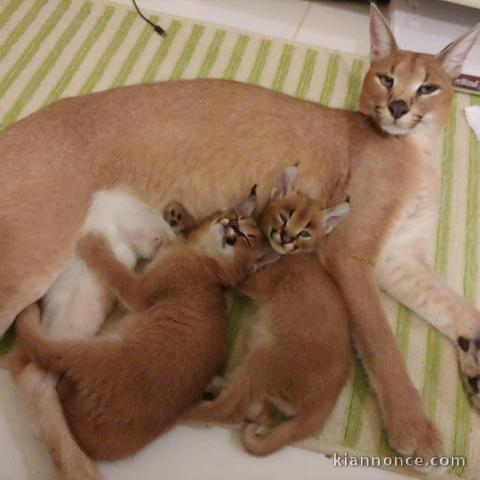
[14,200,263,462]
[10,190,180,480]
[2,5,480,467]
[188,172,351,455]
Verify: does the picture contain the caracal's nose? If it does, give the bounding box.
[388,100,409,120]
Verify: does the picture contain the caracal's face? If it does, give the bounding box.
[192,207,263,264]
[259,192,320,255]
[360,51,453,137]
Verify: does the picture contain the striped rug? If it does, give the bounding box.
[0,0,479,477]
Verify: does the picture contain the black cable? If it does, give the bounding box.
[131,0,166,37]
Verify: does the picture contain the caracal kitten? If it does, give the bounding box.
[12,187,180,480]
[188,166,352,455]
[14,191,264,467]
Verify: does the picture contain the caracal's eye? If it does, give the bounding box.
[417,84,439,95]
[279,213,288,225]
[378,74,394,89]
[299,230,311,238]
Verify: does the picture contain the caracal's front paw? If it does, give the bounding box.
[456,326,480,411]
[386,407,445,474]
[163,201,196,235]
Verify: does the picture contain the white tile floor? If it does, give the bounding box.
[0,1,405,479]
[114,0,375,56]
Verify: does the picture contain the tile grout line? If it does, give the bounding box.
[292,1,312,41]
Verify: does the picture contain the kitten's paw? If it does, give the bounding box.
[76,233,109,261]
[163,201,195,235]
[385,407,445,474]
[244,401,273,425]
[56,444,103,480]
[205,376,227,397]
[456,328,480,410]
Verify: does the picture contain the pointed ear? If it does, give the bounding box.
[436,23,480,79]
[269,165,298,200]
[370,3,398,63]
[232,188,257,218]
[321,202,350,235]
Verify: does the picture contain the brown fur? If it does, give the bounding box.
[14,203,263,461]
[3,6,479,468]
[188,186,351,455]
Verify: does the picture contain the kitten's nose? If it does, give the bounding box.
[280,230,292,244]
[388,100,409,120]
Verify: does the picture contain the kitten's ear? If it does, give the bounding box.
[232,187,257,218]
[436,22,480,79]
[370,3,398,63]
[269,165,298,200]
[321,202,350,235]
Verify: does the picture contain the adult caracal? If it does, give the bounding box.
[3,4,479,466]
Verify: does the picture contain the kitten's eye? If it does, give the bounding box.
[417,84,439,95]
[298,230,311,238]
[378,74,394,88]
[279,213,288,225]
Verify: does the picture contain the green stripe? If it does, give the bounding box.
[142,19,182,83]
[463,96,480,303]
[247,39,271,85]
[197,29,226,78]
[223,295,252,373]
[451,94,480,476]
[343,59,365,111]
[44,6,114,105]
[223,34,249,80]
[394,306,412,357]
[319,54,340,106]
[170,24,205,80]
[112,15,158,88]
[0,324,16,355]
[79,10,136,95]
[295,48,317,99]
[0,2,92,130]
[0,0,47,64]
[0,0,71,100]
[0,0,22,31]
[422,99,457,416]
[343,359,370,447]
[271,44,294,92]
[341,59,370,448]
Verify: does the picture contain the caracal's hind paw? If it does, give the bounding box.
[385,403,446,475]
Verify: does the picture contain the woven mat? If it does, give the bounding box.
[0,0,479,477]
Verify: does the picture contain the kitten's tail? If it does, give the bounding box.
[242,405,332,456]
[15,304,71,375]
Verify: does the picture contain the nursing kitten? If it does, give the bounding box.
[44,187,177,339]
[14,191,264,463]
[188,166,352,455]
[12,188,179,480]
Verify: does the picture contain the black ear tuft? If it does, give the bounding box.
[250,184,258,198]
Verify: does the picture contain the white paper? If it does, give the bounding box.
[465,105,480,141]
